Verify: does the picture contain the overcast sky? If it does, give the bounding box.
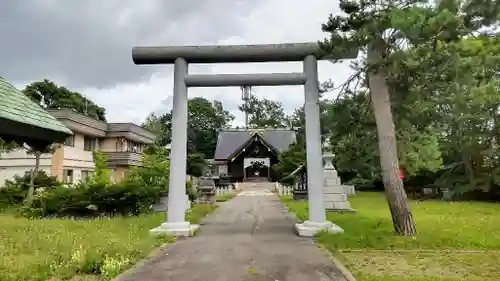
[0,0,357,125]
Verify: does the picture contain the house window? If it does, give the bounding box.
[211,165,218,176]
[116,138,126,152]
[63,169,74,184]
[81,170,92,182]
[127,140,141,153]
[64,135,75,146]
[84,137,98,151]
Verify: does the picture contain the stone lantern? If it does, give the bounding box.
[322,139,355,212]
[165,143,172,159]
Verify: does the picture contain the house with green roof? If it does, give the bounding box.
[0,105,156,184]
[0,77,73,148]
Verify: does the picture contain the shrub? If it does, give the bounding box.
[87,151,112,186]
[17,151,173,218]
[186,179,199,201]
[0,171,61,207]
[24,180,167,218]
[125,150,170,190]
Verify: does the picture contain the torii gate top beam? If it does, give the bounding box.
[132,42,358,65]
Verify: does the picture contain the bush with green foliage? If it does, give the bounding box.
[125,148,170,190]
[186,179,199,202]
[24,179,167,218]
[0,171,61,207]
[187,152,206,177]
[20,151,170,217]
[2,149,202,217]
[273,138,306,185]
[87,151,112,186]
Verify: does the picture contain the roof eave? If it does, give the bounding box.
[0,118,72,147]
[227,133,279,161]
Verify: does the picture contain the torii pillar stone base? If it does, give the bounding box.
[295,221,344,237]
[150,222,199,237]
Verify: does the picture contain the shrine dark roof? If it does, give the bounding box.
[214,128,296,160]
[0,77,72,146]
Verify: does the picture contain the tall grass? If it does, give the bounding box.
[0,204,217,281]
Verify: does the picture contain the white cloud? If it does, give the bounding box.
[84,0,357,125]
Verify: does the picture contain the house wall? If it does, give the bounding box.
[51,145,64,181]
[59,132,95,183]
[63,133,95,168]
[0,110,155,185]
[111,166,127,182]
[99,137,118,152]
[99,137,136,153]
[0,149,53,183]
[0,133,96,184]
[218,164,228,175]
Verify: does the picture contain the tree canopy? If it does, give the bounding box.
[23,79,106,121]
[238,93,290,128]
[142,97,234,159]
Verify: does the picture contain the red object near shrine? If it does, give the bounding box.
[399,168,404,180]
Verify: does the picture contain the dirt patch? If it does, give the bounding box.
[338,250,500,280]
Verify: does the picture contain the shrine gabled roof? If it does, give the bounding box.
[0,77,72,145]
[214,128,296,160]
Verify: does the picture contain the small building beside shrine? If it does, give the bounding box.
[210,128,296,182]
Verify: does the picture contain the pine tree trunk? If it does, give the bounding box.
[368,44,417,236]
[26,152,40,206]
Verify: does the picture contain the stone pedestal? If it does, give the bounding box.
[150,221,199,237]
[295,220,344,237]
[197,177,216,204]
[152,194,169,212]
[323,153,356,212]
[150,192,196,236]
[152,194,191,212]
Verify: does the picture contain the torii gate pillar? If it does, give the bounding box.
[132,43,357,237]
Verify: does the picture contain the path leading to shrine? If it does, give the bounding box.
[114,184,349,281]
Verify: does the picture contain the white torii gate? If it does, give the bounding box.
[132,42,357,237]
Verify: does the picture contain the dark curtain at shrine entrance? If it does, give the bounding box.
[244,160,269,180]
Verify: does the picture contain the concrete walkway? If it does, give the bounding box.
[115,186,349,281]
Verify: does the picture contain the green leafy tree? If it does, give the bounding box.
[142,113,172,148]
[322,93,380,185]
[320,0,498,235]
[238,94,290,128]
[0,139,18,156]
[88,151,112,186]
[288,100,332,142]
[23,79,106,121]
[126,147,170,191]
[423,38,500,196]
[187,152,207,177]
[273,137,307,185]
[142,97,234,159]
[141,113,169,145]
[188,98,234,157]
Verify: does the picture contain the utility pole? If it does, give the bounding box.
[240,85,252,129]
[82,94,88,115]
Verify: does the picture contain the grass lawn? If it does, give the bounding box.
[0,204,217,281]
[281,192,500,281]
[216,191,239,202]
